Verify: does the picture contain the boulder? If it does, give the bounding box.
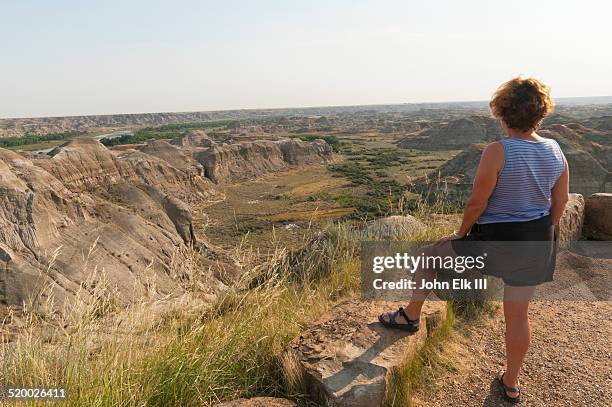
[215,397,297,407]
[366,215,425,240]
[557,193,585,249]
[583,193,612,240]
[289,299,446,407]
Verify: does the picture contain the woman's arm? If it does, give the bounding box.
[550,157,570,225]
[436,142,503,244]
[457,142,504,235]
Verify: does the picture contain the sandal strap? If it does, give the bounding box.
[388,310,397,324]
[398,307,420,325]
[500,373,520,394]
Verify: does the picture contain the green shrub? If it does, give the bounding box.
[0,130,85,149]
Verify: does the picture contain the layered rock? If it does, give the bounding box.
[196,138,333,183]
[0,138,225,308]
[583,193,612,240]
[139,139,205,177]
[278,139,334,165]
[289,300,446,407]
[0,134,335,308]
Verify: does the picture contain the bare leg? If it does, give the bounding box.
[381,241,456,323]
[502,285,536,398]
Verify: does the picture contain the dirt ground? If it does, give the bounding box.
[414,252,612,406]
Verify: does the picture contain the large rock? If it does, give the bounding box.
[215,397,297,407]
[289,299,446,407]
[557,193,585,249]
[583,193,612,240]
[366,215,425,240]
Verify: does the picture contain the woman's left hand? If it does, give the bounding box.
[434,232,462,246]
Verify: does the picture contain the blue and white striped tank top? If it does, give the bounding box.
[478,137,566,224]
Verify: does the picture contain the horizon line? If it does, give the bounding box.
[3,95,612,121]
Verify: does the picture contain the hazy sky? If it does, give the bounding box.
[2,0,611,118]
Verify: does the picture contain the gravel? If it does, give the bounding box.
[415,300,612,406]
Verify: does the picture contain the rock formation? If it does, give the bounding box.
[195,138,333,184]
[0,134,334,308]
[415,122,611,202]
[398,116,503,150]
[556,194,585,249]
[412,144,484,202]
[0,138,225,308]
[538,124,611,196]
[289,299,446,407]
[170,129,215,148]
[583,193,612,240]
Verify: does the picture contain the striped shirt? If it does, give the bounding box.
[478,137,566,224]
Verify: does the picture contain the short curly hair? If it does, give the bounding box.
[489,77,555,132]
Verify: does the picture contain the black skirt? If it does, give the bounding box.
[451,215,556,286]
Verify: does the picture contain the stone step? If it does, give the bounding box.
[288,299,447,407]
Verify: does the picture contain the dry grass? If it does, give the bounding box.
[285,178,350,197]
[0,176,477,406]
[264,207,354,222]
[0,224,361,406]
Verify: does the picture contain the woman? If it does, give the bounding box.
[379,77,569,403]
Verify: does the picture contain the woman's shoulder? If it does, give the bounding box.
[483,141,505,155]
[480,141,505,169]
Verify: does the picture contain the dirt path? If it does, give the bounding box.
[415,252,612,406]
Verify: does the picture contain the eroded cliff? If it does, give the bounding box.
[0,135,334,308]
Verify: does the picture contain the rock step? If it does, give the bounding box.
[289,299,447,407]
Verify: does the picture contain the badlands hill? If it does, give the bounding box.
[413,121,611,200]
[0,133,333,308]
[398,116,504,149]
